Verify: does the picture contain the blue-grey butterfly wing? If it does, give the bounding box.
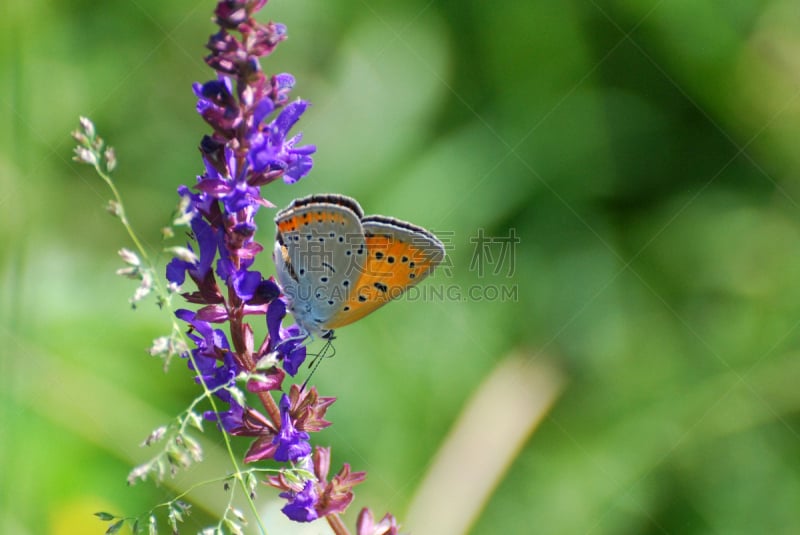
[274,194,366,333]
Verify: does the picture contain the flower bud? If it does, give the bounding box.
[74,147,97,165]
[71,130,88,145]
[104,146,117,172]
[106,200,122,217]
[118,248,140,266]
[116,266,140,280]
[79,116,96,138]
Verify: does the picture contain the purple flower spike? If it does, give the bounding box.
[161,0,386,528]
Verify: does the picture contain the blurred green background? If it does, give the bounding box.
[3,0,800,533]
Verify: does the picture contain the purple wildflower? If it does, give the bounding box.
[266,298,307,375]
[268,445,366,521]
[242,385,332,463]
[311,446,366,517]
[271,73,295,106]
[273,394,311,462]
[247,100,315,184]
[193,77,241,136]
[166,216,219,288]
[175,309,239,395]
[280,480,319,523]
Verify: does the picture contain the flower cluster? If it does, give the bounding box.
[165,0,315,397]
[159,1,400,533]
[268,446,366,522]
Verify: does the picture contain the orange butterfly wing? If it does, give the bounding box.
[324,216,445,330]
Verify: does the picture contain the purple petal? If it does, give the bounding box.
[252,98,276,127]
[267,299,286,342]
[270,100,307,145]
[175,308,196,323]
[166,257,190,285]
[283,155,314,184]
[245,435,279,463]
[234,270,262,301]
[282,344,307,376]
[289,143,316,156]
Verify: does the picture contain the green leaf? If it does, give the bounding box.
[95,512,116,521]
[106,519,124,534]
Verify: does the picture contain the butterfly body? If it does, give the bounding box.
[273,194,445,337]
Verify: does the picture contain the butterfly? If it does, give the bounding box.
[273,193,445,338]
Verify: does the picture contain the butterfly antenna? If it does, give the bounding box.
[300,332,336,391]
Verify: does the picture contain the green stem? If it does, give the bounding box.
[94,164,153,270]
[94,165,270,535]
